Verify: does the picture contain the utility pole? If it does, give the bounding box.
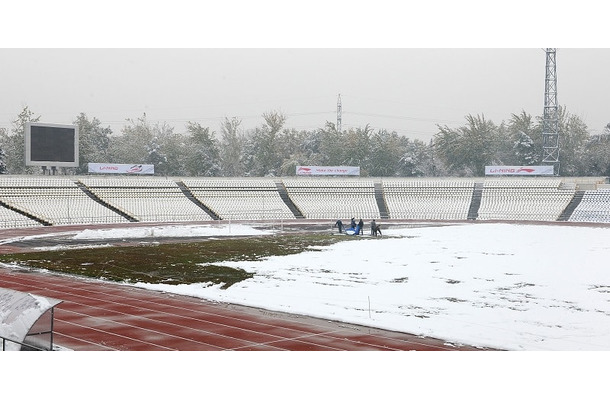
[337,94,342,132]
[541,48,560,175]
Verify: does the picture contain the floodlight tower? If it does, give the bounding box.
[337,94,342,132]
[541,48,560,175]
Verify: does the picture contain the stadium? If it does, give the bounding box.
[1,174,609,351]
[3,45,610,350]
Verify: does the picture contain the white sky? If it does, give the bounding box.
[2,2,609,143]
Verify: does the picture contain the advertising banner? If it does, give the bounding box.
[88,163,155,175]
[296,166,360,176]
[485,165,554,176]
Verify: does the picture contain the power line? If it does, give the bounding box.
[341,93,469,115]
[344,111,463,125]
[340,123,437,138]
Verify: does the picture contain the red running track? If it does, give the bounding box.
[0,266,494,351]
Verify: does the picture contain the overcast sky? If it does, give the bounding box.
[2,3,608,142]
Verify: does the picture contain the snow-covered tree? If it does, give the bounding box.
[505,111,540,166]
[434,114,499,176]
[554,107,590,176]
[0,145,7,174]
[184,122,220,176]
[243,111,286,176]
[219,117,245,176]
[582,131,610,176]
[513,130,538,166]
[108,114,154,165]
[146,136,167,174]
[74,113,112,174]
[398,138,436,177]
[317,122,345,166]
[368,129,402,177]
[0,106,40,174]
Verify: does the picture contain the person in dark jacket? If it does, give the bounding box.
[334,219,344,233]
[375,224,383,236]
[358,218,364,235]
[350,217,356,229]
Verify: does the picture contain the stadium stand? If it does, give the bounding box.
[477,178,576,221]
[569,189,610,223]
[1,175,610,228]
[382,178,476,220]
[0,204,43,229]
[0,176,128,228]
[79,177,213,223]
[282,177,380,219]
[181,178,295,220]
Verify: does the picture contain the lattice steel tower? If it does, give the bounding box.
[541,48,560,175]
[337,93,342,132]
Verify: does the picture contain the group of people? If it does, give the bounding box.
[334,217,382,236]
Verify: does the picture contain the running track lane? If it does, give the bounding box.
[0,266,491,351]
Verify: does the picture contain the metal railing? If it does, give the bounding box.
[1,335,49,351]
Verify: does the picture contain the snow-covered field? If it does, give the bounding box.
[123,222,609,351]
[15,221,608,351]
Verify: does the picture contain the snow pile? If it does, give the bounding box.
[73,223,271,240]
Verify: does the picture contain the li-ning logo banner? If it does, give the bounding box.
[296,166,360,176]
[485,166,554,175]
[88,163,155,175]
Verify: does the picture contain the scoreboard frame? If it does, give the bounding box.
[25,122,79,168]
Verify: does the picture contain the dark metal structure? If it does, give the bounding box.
[336,93,342,132]
[541,48,560,175]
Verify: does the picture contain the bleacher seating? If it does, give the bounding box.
[1,175,609,228]
[0,206,42,229]
[182,178,295,220]
[79,177,213,222]
[569,189,610,223]
[382,178,475,220]
[0,176,128,227]
[477,178,575,221]
[282,178,379,219]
